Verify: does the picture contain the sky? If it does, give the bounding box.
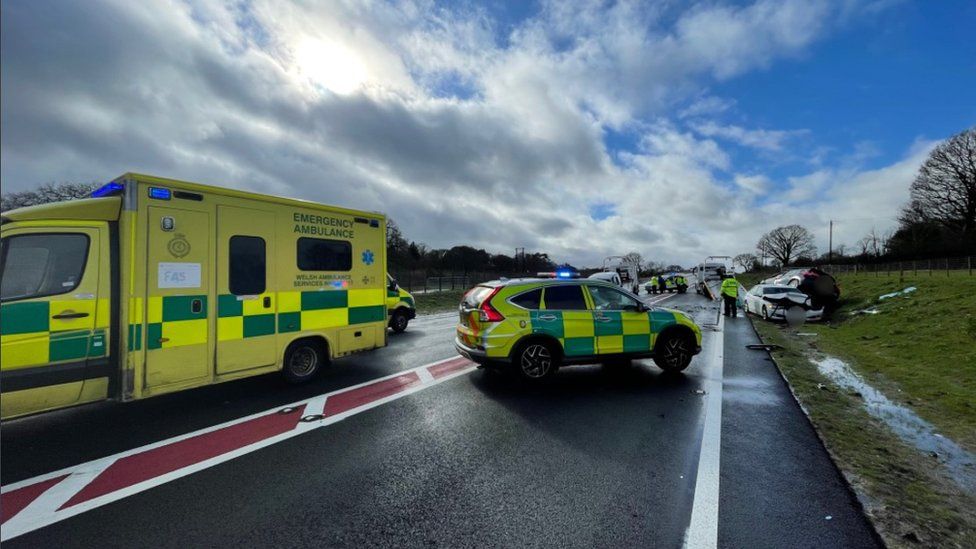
[2,0,974,267]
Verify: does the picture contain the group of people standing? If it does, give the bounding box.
[647,273,688,294]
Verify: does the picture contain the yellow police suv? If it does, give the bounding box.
[1,173,389,420]
[455,276,702,380]
[386,274,416,333]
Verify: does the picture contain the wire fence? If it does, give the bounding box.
[388,270,501,293]
[821,256,974,277]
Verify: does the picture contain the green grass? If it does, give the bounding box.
[754,321,976,548]
[750,271,976,547]
[413,289,466,315]
[792,272,976,450]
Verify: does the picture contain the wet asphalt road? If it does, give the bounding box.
[1,292,880,548]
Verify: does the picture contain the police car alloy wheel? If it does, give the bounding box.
[654,332,693,372]
[518,342,556,379]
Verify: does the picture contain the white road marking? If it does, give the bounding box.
[0,356,476,541]
[684,312,725,549]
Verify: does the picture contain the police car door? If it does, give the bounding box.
[588,285,651,355]
[539,284,595,358]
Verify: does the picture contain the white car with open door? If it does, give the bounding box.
[744,284,823,322]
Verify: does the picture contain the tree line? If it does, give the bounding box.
[737,126,975,271]
[387,220,560,275]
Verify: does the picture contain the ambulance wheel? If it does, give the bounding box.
[283,339,325,383]
[513,339,559,381]
[653,331,694,373]
[390,309,409,333]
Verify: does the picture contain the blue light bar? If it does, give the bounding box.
[148,187,172,200]
[91,182,124,198]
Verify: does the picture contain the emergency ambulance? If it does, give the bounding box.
[386,274,416,333]
[0,173,388,419]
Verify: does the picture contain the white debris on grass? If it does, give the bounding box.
[814,356,976,493]
[879,286,917,300]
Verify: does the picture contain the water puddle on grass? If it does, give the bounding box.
[815,357,976,494]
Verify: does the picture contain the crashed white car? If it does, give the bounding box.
[744,284,823,321]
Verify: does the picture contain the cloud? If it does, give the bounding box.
[691,122,809,152]
[0,0,927,267]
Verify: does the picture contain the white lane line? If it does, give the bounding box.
[684,312,725,549]
[0,356,476,541]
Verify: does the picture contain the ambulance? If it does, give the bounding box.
[0,173,388,419]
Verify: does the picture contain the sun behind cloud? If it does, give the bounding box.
[293,37,367,95]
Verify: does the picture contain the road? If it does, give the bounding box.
[1,291,881,548]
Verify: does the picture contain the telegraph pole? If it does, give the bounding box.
[828,220,833,264]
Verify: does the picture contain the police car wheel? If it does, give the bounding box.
[653,332,693,372]
[390,310,409,333]
[516,341,557,380]
[283,341,323,383]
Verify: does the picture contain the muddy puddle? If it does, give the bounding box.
[815,357,976,494]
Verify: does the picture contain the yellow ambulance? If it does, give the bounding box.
[385,274,416,333]
[0,173,388,419]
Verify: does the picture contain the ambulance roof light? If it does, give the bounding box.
[91,182,124,198]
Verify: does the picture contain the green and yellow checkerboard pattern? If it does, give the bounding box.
[528,309,678,357]
[142,289,386,348]
[0,300,109,369]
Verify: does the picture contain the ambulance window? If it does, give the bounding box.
[543,285,587,311]
[1,233,89,302]
[229,236,266,295]
[588,285,639,310]
[297,238,352,271]
[509,288,541,310]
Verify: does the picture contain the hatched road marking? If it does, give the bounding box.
[0,356,476,541]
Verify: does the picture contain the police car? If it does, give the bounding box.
[454,273,702,380]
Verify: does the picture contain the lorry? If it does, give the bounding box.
[602,256,640,294]
[0,173,389,420]
[694,256,732,299]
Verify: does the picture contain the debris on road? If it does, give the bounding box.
[747,343,782,351]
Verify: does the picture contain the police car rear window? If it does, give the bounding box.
[509,288,541,310]
[543,285,587,311]
[297,237,352,271]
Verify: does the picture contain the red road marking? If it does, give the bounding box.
[324,372,421,417]
[429,357,474,379]
[1,475,68,524]
[60,405,307,509]
[2,356,478,540]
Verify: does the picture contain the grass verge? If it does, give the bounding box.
[413,289,466,315]
[751,272,976,547]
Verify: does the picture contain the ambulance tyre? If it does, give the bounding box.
[283,338,326,384]
[390,309,409,333]
[513,338,560,381]
[653,329,695,373]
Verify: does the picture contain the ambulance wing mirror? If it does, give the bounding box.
[388,278,398,291]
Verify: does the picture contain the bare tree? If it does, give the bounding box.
[623,251,643,271]
[1,182,98,211]
[756,225,817,267]
[903,126,976,237]
[733,253,758,272]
